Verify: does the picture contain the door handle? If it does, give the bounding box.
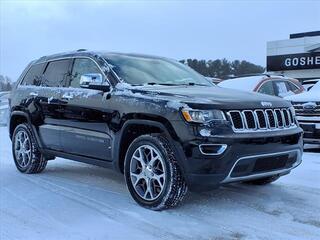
[29,92,38,97]
[62,93,74,100]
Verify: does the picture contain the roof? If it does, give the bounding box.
[218,76,263,91]
[218,75,298,91]
[34,50,170,64]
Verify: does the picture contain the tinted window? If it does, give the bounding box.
[274,81,291,97]
[258,81,275,96]
[42,60,70,87]
[286,81,299,93]
[70,58,102,88]
[21,63,45,86]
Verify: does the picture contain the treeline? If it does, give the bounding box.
[0,75,14,91]
[180,59,265,79]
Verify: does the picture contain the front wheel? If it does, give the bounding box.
[124,134,187,210]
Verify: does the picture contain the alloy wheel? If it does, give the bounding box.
[14,130,32,168]
[129,145,166,201]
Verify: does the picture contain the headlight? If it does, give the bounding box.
[181,108,225,123]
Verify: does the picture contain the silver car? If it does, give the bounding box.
[0,91,10,126]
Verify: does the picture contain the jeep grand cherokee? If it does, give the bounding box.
[8,50,303,210]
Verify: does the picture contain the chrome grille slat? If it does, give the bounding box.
[227,108,297,132]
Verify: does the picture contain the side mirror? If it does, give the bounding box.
[80,73,110,91]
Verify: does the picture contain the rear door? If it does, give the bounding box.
[37,59,72,150]
[58,57,113,160]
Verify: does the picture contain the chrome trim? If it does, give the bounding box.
[256,79,302,93]
[254,109,267,129]
[242,110,257,130]
[227,111,245,131]
[227,108,298,133]
[21,56,113,89]
[222,149,302,183]
[199,144,228,155]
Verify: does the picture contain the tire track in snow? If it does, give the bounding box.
[20,174,197,240]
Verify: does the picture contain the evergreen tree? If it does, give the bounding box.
[180,58,265,79]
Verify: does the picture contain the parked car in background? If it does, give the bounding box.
[302,79,319,91]
[285,81,320,145]
[205,77,222,85]
[218,74,304,98]
[0,91,10,125]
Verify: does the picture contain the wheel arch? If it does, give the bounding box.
[112,117,184,174]
[9,111,43,149]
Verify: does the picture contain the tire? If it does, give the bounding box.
[12,123,47,174]
[242,175,280,185]
[124,134,187,210]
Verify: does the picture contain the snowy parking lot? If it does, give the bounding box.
[0,126,319,240]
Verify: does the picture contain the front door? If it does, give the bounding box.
[58,57,113,160]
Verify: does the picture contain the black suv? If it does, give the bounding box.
[9,50,303,210]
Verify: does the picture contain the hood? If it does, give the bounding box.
[285,90,320,102]
[117,84,290,109]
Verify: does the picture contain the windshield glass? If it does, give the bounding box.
[103,54,212,86]
[311,81,320,91]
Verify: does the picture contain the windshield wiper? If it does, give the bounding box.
[145,82,209,86]
[146,82,180,86]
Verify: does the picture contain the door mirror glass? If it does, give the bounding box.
[79,73,110,91]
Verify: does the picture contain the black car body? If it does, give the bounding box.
[9,50,303,210]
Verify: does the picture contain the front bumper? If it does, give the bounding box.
[177,127,303,191]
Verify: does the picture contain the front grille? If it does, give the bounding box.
[293,102,320,117]
[227,108,296,132]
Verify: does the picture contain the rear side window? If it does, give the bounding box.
[274,81,290,97]
[21,63,45,86]
[258,81,275,96]
[42,59,71,87]
[286,81,300,93]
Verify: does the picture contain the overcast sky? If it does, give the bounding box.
[1,0,319,80]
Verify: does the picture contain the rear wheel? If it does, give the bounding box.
[124,134,187,210]
[12,123,47,174]
[242,175,280,185]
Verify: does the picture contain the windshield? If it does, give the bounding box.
[103,54,212,86]
[310,81,320,91]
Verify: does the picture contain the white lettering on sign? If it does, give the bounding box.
[307,57,314,65]
[283,56,319,67]
[285,58,291,67]
[292,58,298,66]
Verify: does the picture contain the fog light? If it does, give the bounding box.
[199,144,227,155]
[199,129,211,137]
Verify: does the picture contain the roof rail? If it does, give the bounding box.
[229,73,270,79]
[77,49,87,52]
[229,73,289,79]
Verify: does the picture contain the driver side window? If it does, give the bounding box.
[70,58,102,88]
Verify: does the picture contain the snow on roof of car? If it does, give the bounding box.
[285,81,320,102]
[218,76,264,91]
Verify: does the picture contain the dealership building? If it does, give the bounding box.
[267,31,320,81]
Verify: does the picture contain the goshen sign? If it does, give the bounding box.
[267,52,320,71]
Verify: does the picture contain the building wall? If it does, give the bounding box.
[267,35,320,80]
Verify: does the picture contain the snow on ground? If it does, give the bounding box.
[0,126,319,240]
